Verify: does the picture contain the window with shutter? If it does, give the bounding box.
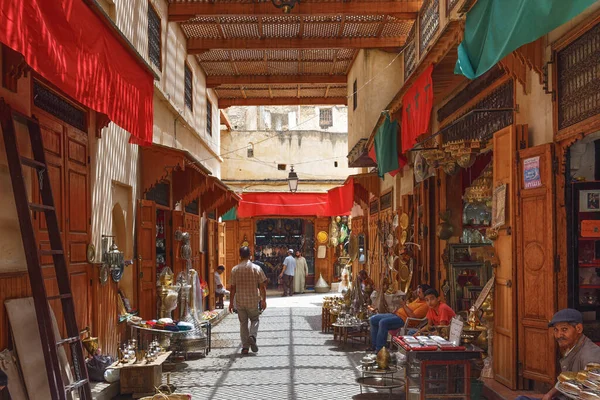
[353,80,358,111]
[207,100,213,136]
[148,3,161,70]
[184,64,193,111]
[319,108,333,129]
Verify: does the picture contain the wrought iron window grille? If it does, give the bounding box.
[411,107,516,151]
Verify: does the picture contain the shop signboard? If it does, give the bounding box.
[523,156,541,189]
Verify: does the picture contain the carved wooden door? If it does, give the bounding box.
[224,220,238,285]
[137,200,156,320]
[34,116,67,332]
[185,213,201,273]
[33,114,91,332]
[218,222,226,286]
[171,210,184,278]
[64,125,91,331]
[517,144,557,384]
[492,126,518,389]
[315,217,331,284]
[207,219,217,310]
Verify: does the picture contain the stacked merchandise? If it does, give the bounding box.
[393,335,466,351]
[131,317,193,332]
[555,363,600,399]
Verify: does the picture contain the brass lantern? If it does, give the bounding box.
[272,0,299,13]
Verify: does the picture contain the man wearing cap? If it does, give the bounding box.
[279,249,296,297]
[516,308,600,400]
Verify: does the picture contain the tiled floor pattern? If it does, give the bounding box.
[162,293,402,399]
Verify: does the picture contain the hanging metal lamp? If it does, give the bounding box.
[288,165,299,192]
[272,0,299,13]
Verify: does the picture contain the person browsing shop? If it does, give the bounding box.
[516,308,600,400]
[417,288,456,335]
[279,249,296,297]
[369,284,432,352]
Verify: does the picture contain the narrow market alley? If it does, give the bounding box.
[164,293,393,399]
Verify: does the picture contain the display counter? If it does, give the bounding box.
[394,338,482,400]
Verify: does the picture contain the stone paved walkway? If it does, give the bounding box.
[162,292,403,399]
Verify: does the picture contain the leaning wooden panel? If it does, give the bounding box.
[492,125,518,390]
[517,144,557,384]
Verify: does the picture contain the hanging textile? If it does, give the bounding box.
[0,0,154,145]
[401,64,434,153]
[454,0,595,79]
[327,178,354,217]
[221,207,237,221]
[369,114,406,178]
[238,192,330,217]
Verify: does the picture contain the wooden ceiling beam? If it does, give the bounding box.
[188,36,407,52]
[206,74,347,88]
[169,2,421,20]
[218,97,348,108]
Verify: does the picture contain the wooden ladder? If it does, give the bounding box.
[0,99,92,400]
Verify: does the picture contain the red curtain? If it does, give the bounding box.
[237,181,355,218]
[0,0,154,145]
[401,64,434,153]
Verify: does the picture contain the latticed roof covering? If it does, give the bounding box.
[169,0,419,106]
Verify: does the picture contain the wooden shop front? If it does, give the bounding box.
[138,145,238,318]
[224,216,334,289]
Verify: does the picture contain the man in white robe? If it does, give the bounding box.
[294,250,308,294]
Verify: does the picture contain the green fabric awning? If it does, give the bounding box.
[455,0,595,79]
[221,207,237,221]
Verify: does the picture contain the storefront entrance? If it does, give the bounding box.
[253,218,315,289]
[565,132,600,344]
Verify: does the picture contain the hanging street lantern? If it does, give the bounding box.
[272,0,299,13]
[288,165,299,192]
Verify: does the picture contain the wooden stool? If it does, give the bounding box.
[215,293,224,309]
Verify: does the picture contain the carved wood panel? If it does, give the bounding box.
[492,126,518,389]
[517,144,557,384]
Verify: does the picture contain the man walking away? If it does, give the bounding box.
[294,250,308,294]
[229,246,268,355]
[279,249,296,297]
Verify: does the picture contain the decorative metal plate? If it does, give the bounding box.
[317,231,329,244]
[399,213,409,230]
[86,243,96,263]
[99,264,109,286]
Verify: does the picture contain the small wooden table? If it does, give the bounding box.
[112,351,172,398]
[332,322,369,346]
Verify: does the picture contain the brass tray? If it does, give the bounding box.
[399,213,409,229]
[356,376,404,389]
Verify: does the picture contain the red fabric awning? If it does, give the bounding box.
[0,0,154,145]
[237,180,354,218]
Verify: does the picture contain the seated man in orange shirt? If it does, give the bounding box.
[417,288,456,334]
[369,284,431,351]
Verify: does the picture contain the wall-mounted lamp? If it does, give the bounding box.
[101,235,125,284]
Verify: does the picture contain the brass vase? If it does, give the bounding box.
[376,346,391,370]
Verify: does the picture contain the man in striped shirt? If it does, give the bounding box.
[229,246,268,355]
